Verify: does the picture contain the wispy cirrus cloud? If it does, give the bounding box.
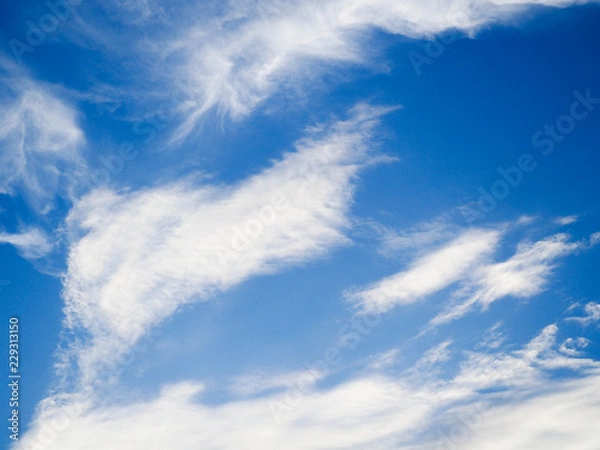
[166,0,600,140]
[66,0,599,143]
[567,302,600,326]
[346,228,501,313]
[0,73,86,212]
[366,216,456,258]
[58,105,392,389]
[349,220,590,327]
[229,368,327,398]
[0,227,53,260]
[432,233,581,325]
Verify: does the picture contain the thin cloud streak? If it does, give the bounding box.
[347,228,501,313]
[0,228,53,260]
[349,224,589,327]
[432,232,581,325]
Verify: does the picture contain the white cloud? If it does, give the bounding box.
[103,0,166,23]
[450,324,599,393]
[559,337,590,356]
[0,77,85,212]
[411,340,453,374]
[155,0,596,140]
[470,233,579,306]
[478,322,506,349]
[347,228,501,313]
[17,377,433,450]
[16,324,600,450]
[367,348,402,370]
[350,224,587,325]
[459,375,600,450]
[0,228,53,260]
[370,216,455,257]
[567,302,600,326]
[74,0,597,142]
[554,215,578,225]
[230,369,326,397]
[59,105,391,388]
[432,233,580,325]
[516,214,537,225]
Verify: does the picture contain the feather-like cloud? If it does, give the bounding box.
[59,105,391,388]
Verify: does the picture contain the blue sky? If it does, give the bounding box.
[1,1,600,449]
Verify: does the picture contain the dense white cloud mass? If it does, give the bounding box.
[0,77,85,212]
[60,105,390,388]
[459,375,600,450]
[15,324,600,450]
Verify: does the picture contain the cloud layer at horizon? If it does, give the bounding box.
[15,322,600,449]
